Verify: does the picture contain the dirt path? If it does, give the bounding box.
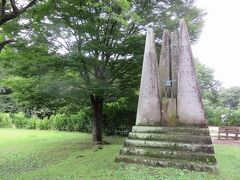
[212,139,240,146]
[209,126,240,146]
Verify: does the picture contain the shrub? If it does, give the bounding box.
[50,114,68,131]
[37,117,52,130]
[103,98,136,136]
[12,112,28,128]
[206,104,240,126]
[26,116,38,129]
[66,115,76,131]
[69,109,92,132]
[224,109,240,126]
[0,113,12,128]
[0,109,92,133]
[50,110,92,132]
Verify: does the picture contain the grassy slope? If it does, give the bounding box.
[0,128,239,180]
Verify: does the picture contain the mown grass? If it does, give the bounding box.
[0,128,239,180]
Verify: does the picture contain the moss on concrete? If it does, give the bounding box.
[120,146,216,164]
[117,126,217,172]
[128,132,212,144]
[115,155,217,172]
[132,126,210,136]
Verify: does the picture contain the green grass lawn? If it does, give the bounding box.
[0,128,239,180]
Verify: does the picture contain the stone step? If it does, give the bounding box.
[124,139,215,153]
[115,155,217,172]
[132,126,210,136]
[120,146,216,164]
[128,132,212,144]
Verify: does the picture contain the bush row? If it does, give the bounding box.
[0,97,137,135]
[0,110,92,132]
[205,105,240,126]
[1,107,239,135]
[103,101,136,136]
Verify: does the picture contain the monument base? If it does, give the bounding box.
[115,126,217,172]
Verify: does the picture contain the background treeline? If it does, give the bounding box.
[1,60,240,135]
[0,0,239,138]
[196,61,240,126]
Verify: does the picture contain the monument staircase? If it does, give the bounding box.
[115,126,217,172]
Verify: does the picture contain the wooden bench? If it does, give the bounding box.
[218,127,239,140]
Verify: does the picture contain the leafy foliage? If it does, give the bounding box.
[220,87,240,109]
[0,109,92,131]
[0,112,12,127]
[12,112,28,128]
[0,0,210,138]
[195,61,240,126]
[0,0,39,51]
[103,95,137,135]
[195,59,221,104]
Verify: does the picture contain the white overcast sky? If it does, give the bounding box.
[192,0,240,87]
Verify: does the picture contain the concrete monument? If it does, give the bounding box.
[116,19,217,172]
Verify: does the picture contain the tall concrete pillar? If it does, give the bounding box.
[159,30,171,98]
[136,28,161,126]
[177,19,206,126]
[170,31,179,98]
[159,30,177,126]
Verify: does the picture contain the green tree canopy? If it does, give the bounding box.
[1,0,205,141]
[220,87,240,110]
[195,59,221,104]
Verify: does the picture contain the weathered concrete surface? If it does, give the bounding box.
[161,98,177,126]
[132,126,210,135]
[124,139,215,153]
[161,98,170,125]
[117,125,216,172]
[115,155,217,172]
[159,30,171,98]
[166,98,177,126]
[120,146,216,163]
[170,31,179,98]
[177,19,206,126]
[159,31,177,126]
[136,28,161,125]
[128,132,212,144]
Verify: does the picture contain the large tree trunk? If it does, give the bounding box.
[90,95,103,142]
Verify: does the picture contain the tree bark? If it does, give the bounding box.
[90,95,103,142]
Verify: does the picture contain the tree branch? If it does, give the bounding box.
[0,0,39,26]
[20,0,38,13]
[0,39,15,51]
[10,0,18,14]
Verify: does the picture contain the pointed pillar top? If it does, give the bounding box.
[162,30,170,45]
[179,19,191,46]
[145,28,155,52]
